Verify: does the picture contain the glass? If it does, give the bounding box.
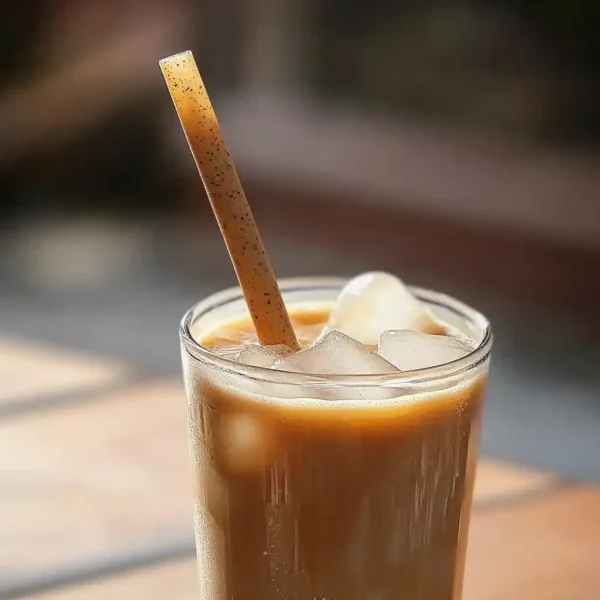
[180,277,492,600]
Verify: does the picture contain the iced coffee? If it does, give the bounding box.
[180,272,491,600]
[161,49,491,600]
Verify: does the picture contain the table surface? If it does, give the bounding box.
[1,333,599,600]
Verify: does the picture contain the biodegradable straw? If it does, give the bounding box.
[160,51,299,350]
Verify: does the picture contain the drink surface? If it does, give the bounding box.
[200,304,333,357]
[185,302,486,600]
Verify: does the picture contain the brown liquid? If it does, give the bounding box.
[184,305,487,600]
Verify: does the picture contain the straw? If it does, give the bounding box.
[160,51,299,350]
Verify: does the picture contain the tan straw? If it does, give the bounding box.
[160,51,299,350]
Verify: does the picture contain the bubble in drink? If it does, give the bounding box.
[272,330,398,375]
[220,413,271,474]
[235,343,293,367]
[378,330,473,371]
[328,272,444,346]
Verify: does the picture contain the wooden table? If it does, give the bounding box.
[2,335,599,599]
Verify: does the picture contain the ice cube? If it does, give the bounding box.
[235,343,293,368]
[378,330,473,371]
[220,412,272,474]
[329,272,444,346]
[272,330,398,375]
[272,331,399,400]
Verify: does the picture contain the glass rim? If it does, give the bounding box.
[180,276,492,387]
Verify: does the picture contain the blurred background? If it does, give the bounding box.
[1,0,600,476]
